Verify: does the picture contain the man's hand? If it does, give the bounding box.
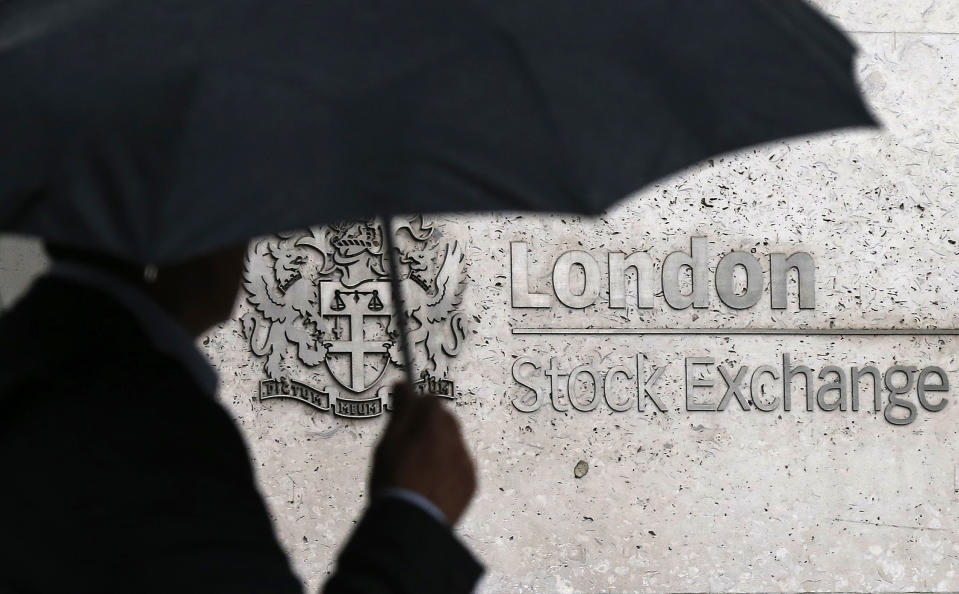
[369,384,477,526]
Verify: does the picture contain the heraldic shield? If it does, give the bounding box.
[319,279,392,393]
[240,217,469,418]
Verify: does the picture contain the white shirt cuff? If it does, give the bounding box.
[379,488,448,526]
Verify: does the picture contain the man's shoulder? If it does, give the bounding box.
[0,278,300,594]
[0,276,196,402]
[2,276,146,348]
[0,276,242,472]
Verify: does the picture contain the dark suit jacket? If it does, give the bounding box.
[0,277,482,593]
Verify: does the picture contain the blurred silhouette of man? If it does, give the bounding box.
[0,244,481,593]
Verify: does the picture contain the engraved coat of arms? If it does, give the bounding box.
[240,217,468,417]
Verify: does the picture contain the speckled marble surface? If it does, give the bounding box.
[2,2,958,592]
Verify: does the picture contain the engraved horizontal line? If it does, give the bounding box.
[512,327,959,336]
[849,30,959,35]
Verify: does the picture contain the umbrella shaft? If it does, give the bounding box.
[381,216,417,387]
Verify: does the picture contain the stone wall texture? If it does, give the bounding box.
[1,2,957,592]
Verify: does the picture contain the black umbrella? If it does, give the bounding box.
[0,0,875,383]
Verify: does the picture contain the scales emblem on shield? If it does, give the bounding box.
[239,217,468,418]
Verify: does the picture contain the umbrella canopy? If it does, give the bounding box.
[0,0,875,266]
